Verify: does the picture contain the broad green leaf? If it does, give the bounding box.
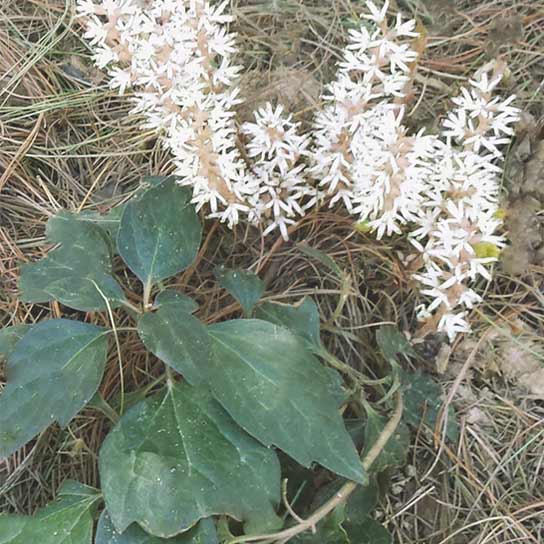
[0,479,100,543]
[0,319,109,458]
[376,326,415,364]
[117,179,201,287]
[19,211,125,311]
[401,370,459,442]
[96,511,218,544]
[292,514,347,544]
[293,516,391,544]
[138,298,210,385]
[362,405,410,473]
[255,298,322,350]
[80,205,126,252]
[0,325,30,359]
[142,175,177,187]
[214,266,264,315]
[207,319,364,483]
[58,479,101,498]
[153,290,198,314]
[344,481,379,520]
[99,382,281,538]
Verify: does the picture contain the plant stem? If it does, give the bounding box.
[318,348,389,386]
[143,279,152,311]
[119,299,143,315]
[226,392,404,544]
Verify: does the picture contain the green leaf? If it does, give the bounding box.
[292,514,347,544]
[376,326,415,364]
[293,485,388,544]
[207,319,364,483]
[138,297,211,385]
[0,319,109,458]
[345,480,379,520]
[0,480,100,543]
[214,266,264,315]
[0,325,31,359]
[362,405,410,473]
[153,290,199,314]
[80,205,126,252]
[96,511,218,544]
[255,298,322,350]
[19,211,125,312]
[142,175,177,187]
[99,382,281,538]
[401,370,459,442]
[310,478,378,520]
[341,517,391,544]
[297,243,343,278]
[58,479,100,498]
[117,179,201,287]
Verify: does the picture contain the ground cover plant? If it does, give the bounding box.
[0,174,448,542]
[1,0,544,542]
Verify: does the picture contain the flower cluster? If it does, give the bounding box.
[309,4,519,340]
[411,64,519,340]
[78,0,519,341]
[242,104,317,239]
[77,0,253,227]
[77,0,319,237]
[310,0,436,238]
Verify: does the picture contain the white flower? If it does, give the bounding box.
[242,104,317,240]
[364,0,389,24]
[438,312,471,342]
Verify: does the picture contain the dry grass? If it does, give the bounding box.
[1,0,543,542]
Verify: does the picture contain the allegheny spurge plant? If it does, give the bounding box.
[3,0,514,540]
[0,177,457,543]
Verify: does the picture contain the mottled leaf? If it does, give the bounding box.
[138,297,210,384]
[362,405,410,473]
[117,180,201,287]
[401,369,459,442]
[0,480,100,543]
[207,319,364,483]
[0,319,109,458]
[99,383,281,538]
[214,266,264,315]
[153,290,198,314]
[80,205,126,252]
[293,483,387,544]
[95,511,218,544]
[0,325,30,359]
[341,518,391,544]
[255,298,321,350]
[310,478,378,520]
[19,211,125,311]
[376,326,415,364]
